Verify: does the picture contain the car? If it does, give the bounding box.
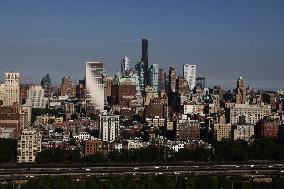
[133,167,139,170]
[85,168,91,171]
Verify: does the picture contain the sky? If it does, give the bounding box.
[0,0,283,89]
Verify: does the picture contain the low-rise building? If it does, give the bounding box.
[73,132,91,141]
[255,116,280,138]
[183,104,204,115]
[176,119,200,141]
[146,116,165,128]
[0,127,17,138]
[84,140,103,156]
[0,103,20,135]
[233,124,254,141]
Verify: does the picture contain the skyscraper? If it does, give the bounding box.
[77,79,86,100]
[60,76,76,98]
[141,39,148,71]
[183,64,196,90]
[121,56,130,76]
[196,76,205,90]
[158,69,165,92]
[135,61,145,94]
[40,74,51,97]
[149,64,159,92]
[26,86,46,108]
[0,72,20,106]
[235,77,246,104]
[141,39,149,86]
[85,62,104,111]
[177,76,189,96]
[169,67,176,92]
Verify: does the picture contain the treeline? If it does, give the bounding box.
[35,149,108,164]
[0,139,17,163]
[35,137,284,163]
[213,137,284,161]
[35,149,81,163]
[1,175,284,189]
[2,137,284,164]
[35,146,212,164]
[108,147,211,162]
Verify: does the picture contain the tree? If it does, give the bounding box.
[83,152,107,163]
[89,113,98,121]
[68,150,81,162]
[213,139,248,161]
[0,139,17,163]
[36,149,65,163]
[71,113,78,120]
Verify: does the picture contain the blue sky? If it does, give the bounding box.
[0,0,283,89]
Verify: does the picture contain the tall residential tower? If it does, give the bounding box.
[85,62,104,111]
[121,56,130,76]
[149,64,159,92]
[183,64,196,90]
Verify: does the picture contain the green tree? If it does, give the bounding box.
[36,149,65,163]
[89,113,98,121]
[0,139,17,163]
[83,152,107,163]
[68,150,81,162]
[71,113,79,120]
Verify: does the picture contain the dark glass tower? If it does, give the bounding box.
[141,38,148,70]
[141,38,149,86]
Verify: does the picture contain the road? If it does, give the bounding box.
[0,162,284,181]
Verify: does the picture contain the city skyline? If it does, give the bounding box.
[0,0,284,89]
[2,2,284,186]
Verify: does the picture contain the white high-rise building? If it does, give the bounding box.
[149,64,159,92]
[86,62,104,111]
[183,64,196,90]
[99,112,120,142]
[0,72,20,106]
[17,129,42,163]
[121,56,130,76]
[26,86,46,108]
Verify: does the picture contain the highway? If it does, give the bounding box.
[0,162,284,181]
